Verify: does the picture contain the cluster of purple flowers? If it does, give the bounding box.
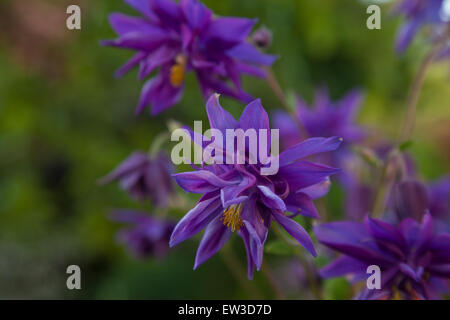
[100,0,450,299]
[101,151,175,258]
[102,0,276,115]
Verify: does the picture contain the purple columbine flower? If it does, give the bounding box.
[315,213,450,300]
[393,0,450,54]
[428,175,450,221]
[100,151,174,207]
[344,146,417,220]
[111,210,175,258]
[273,88,365,182]
[102,0,277,115]
[169,94,342,278]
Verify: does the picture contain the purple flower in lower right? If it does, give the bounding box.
[315,213,450,299]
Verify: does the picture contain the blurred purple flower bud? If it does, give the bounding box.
[111,210,175,259]
[251,26,272,49]
[100,151,174,207]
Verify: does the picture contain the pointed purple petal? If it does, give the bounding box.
[170,196,222,246]
[278,160,340,191]
[257,185,286,211]
[226,43,277,66]
[285,192,320,219]
[205,94,238,134]
[194,215,232,269]
[320,255,367,278]
[173,170,239,194]
[279,136,343,167]
[180,0,212,30]
[272,210,316,256]
[238,99,270,132]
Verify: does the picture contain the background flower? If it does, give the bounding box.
[111,210,175,258]
[315,213,450,299]
[393,0,450,53]
[102,0,276,115]
[99,151,174,207]
[273,87,365,184]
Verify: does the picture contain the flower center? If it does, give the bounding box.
[222,203,244,232]
[170,54,187,88]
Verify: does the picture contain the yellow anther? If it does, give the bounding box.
[222,203,244,232]
[170,54,187,88]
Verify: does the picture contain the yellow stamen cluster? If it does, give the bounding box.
[170,54,187,88]
[222,204,244,232]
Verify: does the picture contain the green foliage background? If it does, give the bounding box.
[0,0,448,299]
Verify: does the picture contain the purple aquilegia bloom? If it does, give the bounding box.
[428,175,450,220]
[273,88,365,182]
[170,94,342,278]
[344,146,416,220]
[111,210,175,258]
[393,0,450,54]
[100,151,174,207]
[102,0,276,115]
[315,213,450,299]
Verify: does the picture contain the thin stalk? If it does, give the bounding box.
[273,224,322,299]
[261,262,285,300]
[371,149,397,218]
[372,32,448,218]
[221,245,263,299]
[265,67,308,138]
[398,34,448,143]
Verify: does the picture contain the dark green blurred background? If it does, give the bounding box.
[0,0,448,299]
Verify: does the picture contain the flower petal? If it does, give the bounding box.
[98,152,148,184]
[279,136,343,167]
[365,216,407,249]
[272,210,316,256]
[238,99,270,132]
[194,215,232,269]
[396,20,421,53]
[315,221,394,265]
[173,170,239,193]
[205,94,238,134]
[206,17,257,47]
[226,43,277,66]
[278,160,340,191]
[170,196,222,246]
[180,0,212,30]
[285,192,320,219]
[257,185,286,211]
[239,227,256,279]
[320,255,367,278]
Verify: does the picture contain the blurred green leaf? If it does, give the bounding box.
[323,278,352,300]
[265,239,295,255]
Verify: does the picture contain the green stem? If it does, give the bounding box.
[265,67,308,138]
[261,261,285,300]
[372,31,449,218]
[273,224,322,299]
[221,245,263,299]
[398,35,448,143]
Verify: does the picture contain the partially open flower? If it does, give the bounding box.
[251,26,272,49]
[100,151,174,207]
